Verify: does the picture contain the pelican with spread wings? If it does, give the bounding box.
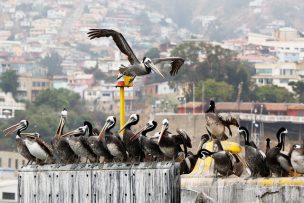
[87,29,185,80]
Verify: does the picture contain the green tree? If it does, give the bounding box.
[34,88,81,109]
[0,88,106,150]
[190,79,235,102]
[40,52,63,75]
[253,85,295,103]
[289,81,304,102]
[145,47,160,59]
[0,70,18,96]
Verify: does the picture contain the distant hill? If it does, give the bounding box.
[142,0,304,41]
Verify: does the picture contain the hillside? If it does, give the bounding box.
[142,0,304,40]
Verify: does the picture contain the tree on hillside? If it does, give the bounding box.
[40,52,63,75]
[34,88,81,110]
[253,85,295,103]
[289,81,304,102]
[145,47,160,59]
[0,70,18,96]
[186,79,235,102]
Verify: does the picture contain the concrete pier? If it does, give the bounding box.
[181,175,304,203]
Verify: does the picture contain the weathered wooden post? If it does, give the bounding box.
[18,162,180,203]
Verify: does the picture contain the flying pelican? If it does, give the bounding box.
[87,29,184,80]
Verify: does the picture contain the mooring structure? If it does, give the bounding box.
[18,162,180,203]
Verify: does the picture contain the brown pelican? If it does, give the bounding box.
[157,119,192,160]
[98,116,128,162]
[119,114,145,161]
[180,134,210,174]
[239,127,270,178]
[200,139,243,177]
[130,120,164,161]
[51,108,79,164]
[289,142,304,174]
[3,120,37,165]
[87,29,184,80]
[4,120,53,164]
[86,123,114,163]
[62,121,98,163]
[266,127,292,177]
[205,100,239,140]
[23,132,54,164]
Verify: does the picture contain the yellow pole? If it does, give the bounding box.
[119,86,125,135]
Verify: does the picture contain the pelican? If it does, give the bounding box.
[3,120,37,165]
[205,100,239,140]
[157,119,192,160]
[266,127,292,177]
[130,120,164,161]
[180,134,210,175]
[51,108,79,164]
[239,127,270,178]
[62,121,98,163]
[98,116,128,162]
[119,114,145,161]
[201,139,243,177]
[87,29,184,80]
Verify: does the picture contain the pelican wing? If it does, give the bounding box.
[35,137,53,157]
[87,29,140,65]
[152,57,185,76]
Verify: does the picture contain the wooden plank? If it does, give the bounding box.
[19,162,180,203]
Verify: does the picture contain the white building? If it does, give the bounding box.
[248,27,304,62]
[0,92,25,118]
[253,62,304,91]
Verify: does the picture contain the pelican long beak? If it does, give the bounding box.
[61,128,83,137]
[157,125,167,144]
[119,117,134,133]
[3,123,22,136]
[130,126,147,142]
[98,122,110,140]
[149,63,165,78]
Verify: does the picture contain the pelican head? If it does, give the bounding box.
[143,57,165,78]
[3,120,29,136]
[98,116,116,140]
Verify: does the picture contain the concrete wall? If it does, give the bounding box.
[181,176,304,203]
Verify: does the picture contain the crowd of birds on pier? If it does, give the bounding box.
[2,28,304,178]
[3,100,304,178]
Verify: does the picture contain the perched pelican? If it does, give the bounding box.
[266,138,271,153]
[239,127,270,178]
[266,127,292,177]
[205,100,239,140]
[180,134,210,175]
[87,29,184,80]
[52,108,79,164]
[98,116,128,162]
[200,140,243,178]
[289,142,304,174]
[86,124,114,163]
[157,119,192,160]
[130,120,164,161]
[3,120,37,165]
[62,121,98,163]
[23,132,54,164]
[119,114,145,161]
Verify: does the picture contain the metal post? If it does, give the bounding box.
[120,86,125,135]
